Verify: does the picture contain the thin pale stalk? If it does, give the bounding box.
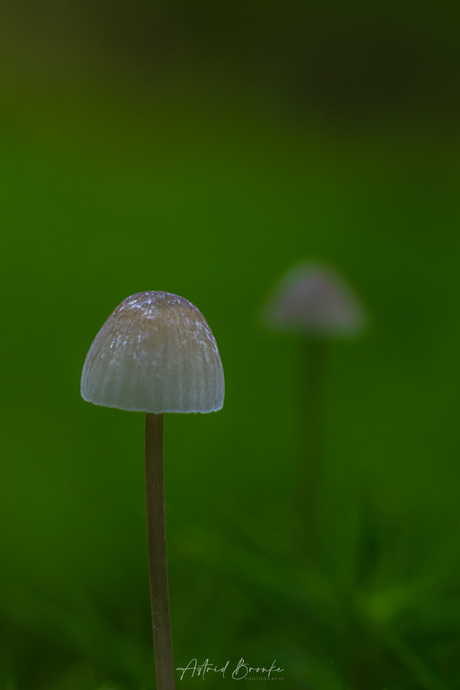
[297,338,328,559]
[145,413,176,690]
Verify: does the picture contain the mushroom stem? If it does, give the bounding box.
[145,413,176,690]
[298,338,327,559]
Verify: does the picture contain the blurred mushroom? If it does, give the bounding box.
[81,291,224,690]
[263,262,366,557]
[263,261,366,338]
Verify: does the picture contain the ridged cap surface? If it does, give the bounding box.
[81,292,224,413]
[263,262,366,337]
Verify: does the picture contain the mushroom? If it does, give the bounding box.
[263,262,366,556]
[81,291,224,690]
[262,261,366,338]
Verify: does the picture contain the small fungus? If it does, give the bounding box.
[263,262,366,338]
[81,291,224,690]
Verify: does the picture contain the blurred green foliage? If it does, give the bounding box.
[2,2,460,689]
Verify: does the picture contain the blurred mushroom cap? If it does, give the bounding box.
[81,292,224,413]
[263,262,367,337]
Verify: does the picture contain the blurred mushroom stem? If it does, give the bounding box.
[298,338,328,559]
[145,413,176,690]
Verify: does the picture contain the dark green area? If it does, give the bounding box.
[1,2,460,688]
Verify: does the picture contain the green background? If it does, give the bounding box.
[1,2,460,688]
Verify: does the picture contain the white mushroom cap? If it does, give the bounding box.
[81,292,224,413]
[263,262,367,338]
